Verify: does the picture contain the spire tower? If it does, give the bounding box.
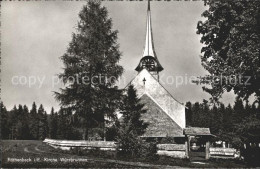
[135,0,163,81]
[143,0,155,58]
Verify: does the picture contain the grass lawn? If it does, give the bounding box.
[1,140,248,168]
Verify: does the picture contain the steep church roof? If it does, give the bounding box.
[140,93,183,137]
[128,69,186,129]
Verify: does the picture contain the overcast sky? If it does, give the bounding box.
[1,0,236,113]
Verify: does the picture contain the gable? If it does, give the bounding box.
[129,69,186,128]
[140,94,183,137]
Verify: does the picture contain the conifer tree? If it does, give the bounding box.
[233,97,245,123]
[38,104,48,140]
[185,102,192,127]
[15,105,23,139]
[18,105,30,139]
[116,85,148,156]
[29,102,39,139]
[201,99,210,127]
[9,105,18,139]
[1,102,9,139]
[54,1,123,140]
[49,107,58,139]
[57,108,67,139]
[191,102,200,127]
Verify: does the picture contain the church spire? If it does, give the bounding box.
[135,0,163,77]
[142,0,156,58]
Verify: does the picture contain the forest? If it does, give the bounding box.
[1,97,259,149]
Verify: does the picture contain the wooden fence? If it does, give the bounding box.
[209,147,240,159]
[43,138,116,150]
[157,144,187,158]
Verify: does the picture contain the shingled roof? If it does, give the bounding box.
[140,94,183,137]
[183,127,212,136]
[128,69,186,129]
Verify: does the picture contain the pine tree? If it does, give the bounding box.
[38,104,48,140]
[54,1,123,140]
[233,97,245,123]
[29,102,39,139]
[57,108,67,139]
[210,104,219,135]
[14,104,29,139]
[17,105,30,139]
[201,99,210,127]
[30,102,37,115]
[191,102,200,126]
[49,107,58,139]
[1,102,10,139]
[116,85,148,156]
[217,103,225,135]
[245,100,251,115]
[223,104,233,130]
[185,102,192,127]
[9,105,18,139]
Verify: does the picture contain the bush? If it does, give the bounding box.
[241,146,260,167]
[139,141,158,161]
[116,139,158,161]
[69,147,83,156]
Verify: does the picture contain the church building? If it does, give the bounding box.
[126,0,186,140]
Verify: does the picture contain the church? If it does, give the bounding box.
[126,1,186,140]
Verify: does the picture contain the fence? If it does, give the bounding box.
[44,139,188,158]
[209,147,240,159]
[43,138,116,151]
[157,144,187,158]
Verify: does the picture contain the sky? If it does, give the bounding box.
[1,0,236,113]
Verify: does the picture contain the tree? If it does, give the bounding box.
[56,107,73,139]
[38,104,48,140]
[116,85,148,157]
[30,102,37,115]
[200,99,211,128]
[49,107,58,139]
[17,105,30,139]
[57,108,66,139]
[185,102,192,127]
[196,0,260,102]
[1,102,10,139]
[9,105,18,139]
[233,97,245,124]
[29,102,39,139]
[191,102,200,127]
[54,1,123,140]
